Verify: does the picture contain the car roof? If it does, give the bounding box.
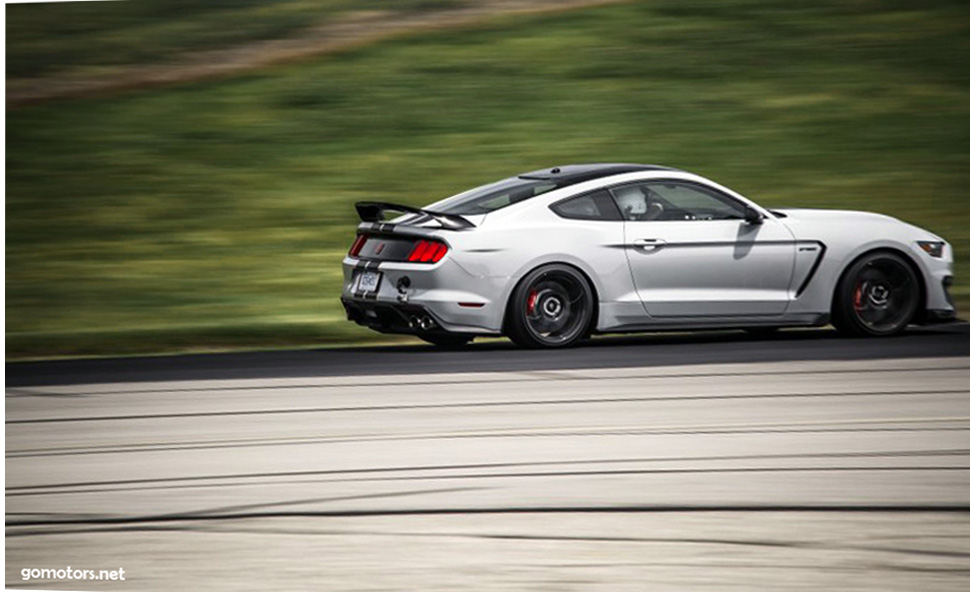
[518,163,678,186]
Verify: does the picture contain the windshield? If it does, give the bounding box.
[429,177,560,215]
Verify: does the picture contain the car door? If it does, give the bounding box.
[614,180,796,317]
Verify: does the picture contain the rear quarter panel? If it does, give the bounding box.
[446,201,638,330]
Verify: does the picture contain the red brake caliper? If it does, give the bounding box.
[527,290,538,315]
[853,283,864,310]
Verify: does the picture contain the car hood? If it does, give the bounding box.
[773,207,943,242]
[772,207,898,224]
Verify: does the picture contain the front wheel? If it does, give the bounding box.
[507,264,594,348]
[832,251,920,337]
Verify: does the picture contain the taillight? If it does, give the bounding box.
[407,239,449,263]
[348,234,368,257]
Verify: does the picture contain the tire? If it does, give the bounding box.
[419,334,473,349]
[507,264,594,348]
[831,251,920,337]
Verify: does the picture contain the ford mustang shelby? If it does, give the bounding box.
[341,164,955,348]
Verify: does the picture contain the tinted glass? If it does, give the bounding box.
[551,190,622,221]
[430,177,560,215]
[612,181,745,221]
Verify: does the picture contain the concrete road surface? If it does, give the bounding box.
[7,345,970,589]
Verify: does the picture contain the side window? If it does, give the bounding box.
[550,190,623,221]
[612,181,745,222]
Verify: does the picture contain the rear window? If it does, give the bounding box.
[429,177,560,215]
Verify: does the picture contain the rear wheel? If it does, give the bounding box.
[832,251,920,337]
[419,334,473,349]
[507,264,594,348]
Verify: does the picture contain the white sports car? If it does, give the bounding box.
[341,164,956,348]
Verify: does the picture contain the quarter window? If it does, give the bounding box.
[550,190,623,221]
[612,181,746,222]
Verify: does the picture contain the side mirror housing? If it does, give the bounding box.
[744,205,764,225]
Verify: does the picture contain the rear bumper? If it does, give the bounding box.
[341,256,506,335]
[340,296,499,337]
[341,298,443,335]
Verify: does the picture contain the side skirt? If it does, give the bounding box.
[599,313,830,334]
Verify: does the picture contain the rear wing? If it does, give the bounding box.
[354,201,475,230]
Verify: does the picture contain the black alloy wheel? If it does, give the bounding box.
[832,251,920,337]
[507,264,594,348]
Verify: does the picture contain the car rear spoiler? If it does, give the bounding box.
[354,201,475,230]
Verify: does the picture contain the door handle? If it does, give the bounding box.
[632,238,666,249]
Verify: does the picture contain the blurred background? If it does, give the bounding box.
[6,0,970,359]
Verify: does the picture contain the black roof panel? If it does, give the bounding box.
[518,163,676,184]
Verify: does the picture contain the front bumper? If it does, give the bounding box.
[921,276,958,324]
[923,308,958,324]
[914,237,957,322]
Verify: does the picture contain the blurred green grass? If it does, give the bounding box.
[7,0,970,359]
[6,0,467,78]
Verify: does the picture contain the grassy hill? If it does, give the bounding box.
[5,0,468,78]
[7,0,970,358]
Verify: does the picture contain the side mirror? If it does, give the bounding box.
[744,205,764,225]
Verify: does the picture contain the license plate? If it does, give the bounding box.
[355,270,382,294]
